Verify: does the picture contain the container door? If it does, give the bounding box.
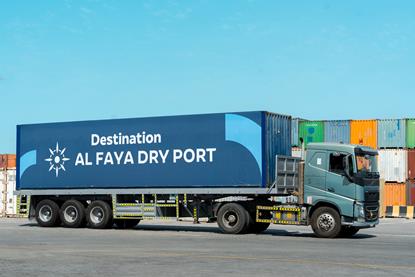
[325,152,355,200]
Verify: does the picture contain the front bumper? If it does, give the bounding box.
[343,219,379,229]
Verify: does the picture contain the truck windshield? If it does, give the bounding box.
[356,154,378,174]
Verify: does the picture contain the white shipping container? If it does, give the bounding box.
[378,149,408,183]
[291,147,304,159]
[0,169,17,216]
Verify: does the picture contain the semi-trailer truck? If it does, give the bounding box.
[15,111,379,238]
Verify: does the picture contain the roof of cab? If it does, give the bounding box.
[306,142,378,154]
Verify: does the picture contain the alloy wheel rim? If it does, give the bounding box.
[63,205,78,223]
[39,205,53,222]
[90,207,105,224]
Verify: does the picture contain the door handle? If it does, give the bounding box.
[327,187,335,192]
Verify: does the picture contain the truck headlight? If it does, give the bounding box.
[359,206,365,218]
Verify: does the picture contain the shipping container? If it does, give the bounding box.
[383,182,406,206]
[408,180,415,206]
[291,147,302,158]
[17,111,291,190]
[377,119,406,148]
[0,154,16,169]
[0,169,17,216]
[298,121,324,147]
[350,120,377,149]
[407,119,415,148]
[378,149,407,183]
[291,118,299,146]
[324,120,350,144]
[408,149,415,180]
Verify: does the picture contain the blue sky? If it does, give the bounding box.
[1,1,415,153]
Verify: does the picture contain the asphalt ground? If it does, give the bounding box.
[0,218,414,277]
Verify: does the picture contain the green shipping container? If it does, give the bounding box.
[407,119,415,148]
[298,121,324,147]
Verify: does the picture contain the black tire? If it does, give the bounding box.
[86,200,113,229]
[114,219,140,229]
[339,226,360,238]
[249,222,271,233]
[60,200,86,228]
[311,207,342,238]
[217,203,249,234]
[245,209,271,234]
[35,199,61,227]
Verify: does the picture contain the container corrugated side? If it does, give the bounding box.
[378,149,407,183]
[408,149,415,180]
[324,120,350,144]
[350,120,377,149]
[264,112,291,186]
[0,154,16,169]
[407,119,415,148]
[0,169,17,216]
[408,180,415,206]
[291,118,299,146]
[384,182,406,206]
[298,121,324,147]
[377,119,406,148]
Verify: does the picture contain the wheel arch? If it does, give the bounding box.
[309,201,341,219]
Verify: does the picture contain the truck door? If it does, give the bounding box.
[305,151,327,194]
[326,152,355,200]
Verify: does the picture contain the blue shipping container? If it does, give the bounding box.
[377,119,406,148]
[324,120,350,144]
[17,111,291,190]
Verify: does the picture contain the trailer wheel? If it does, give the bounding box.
[217,203,249,234]
[60,200,85,228]
[35,199,60,227]
[114,219,140,229]
[339,226,360,238]
[86,200,113,229]
[311,207,341,238]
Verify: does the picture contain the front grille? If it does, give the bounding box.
[365,205,379,221]
[365,191,379,202]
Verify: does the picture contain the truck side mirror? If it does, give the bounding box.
[343,155,353,182]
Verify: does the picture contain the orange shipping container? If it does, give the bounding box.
[350,120,377,149]
[0,154,16,169]
[383,182,406,206]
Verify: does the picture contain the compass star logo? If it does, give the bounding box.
[45,142,70,177]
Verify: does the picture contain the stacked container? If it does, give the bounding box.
[298,121,324,147]
[408,131,415,206]
[378,119,406,148]
[350,120,377,149]
[0,154,17,217]
[407,119,415,148]
[383,182,407,206]
[378,149,407,183]
[324,120,350,144]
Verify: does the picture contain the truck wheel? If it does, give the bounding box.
[217,203,249,234]
[249,222,271,233]
[60,200,85,228]
[311,207,341,238]
[114,219,140,229]
[339,226,360,238]
[248,209,271,233]
[35,199,60,227]
[86,200,113,229]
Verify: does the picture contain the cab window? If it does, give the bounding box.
[329,153,346,175]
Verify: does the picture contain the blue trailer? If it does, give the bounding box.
[15,111,379,238]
